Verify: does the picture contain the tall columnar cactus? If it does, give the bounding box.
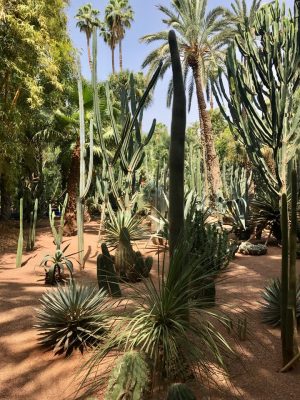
[281,168,299,368]
[213,1,300,196]
[168,30,186,259]
[49,194,68,250]
[77,50,94,266]
[26,198,38,251]
[16,198,23,268]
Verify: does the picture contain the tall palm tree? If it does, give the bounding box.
[75,3,101,70]
[99,24,118,74]
[140,0,232,200]
[105,0,134,72]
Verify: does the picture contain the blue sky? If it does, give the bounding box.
[66,0,294,130]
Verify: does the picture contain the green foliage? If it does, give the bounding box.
[97,243,122,297]
[104,351,149,400]
[35,281,108,356]
[166,383,196,400]
[40,248,74,285]
[250,194,281,241]
[261,278,300,328]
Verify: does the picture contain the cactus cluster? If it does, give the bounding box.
[213,1,300,196]
[97,243,121,297]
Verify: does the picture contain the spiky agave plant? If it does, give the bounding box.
[35,281,108,356]
[261,278,300,327]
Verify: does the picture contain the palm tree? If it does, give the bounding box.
[99,24,118,74]
[105,0,134,72]
[140,0,232,200]
[75,3,101,70]
[222,0,262,34]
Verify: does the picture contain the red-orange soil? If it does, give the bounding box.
[0,221,299,399]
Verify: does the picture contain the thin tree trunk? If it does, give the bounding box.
[64,138,80,235]
[119,39,123,71]
[87,37,92,72]
[192,63,221,202]
[111,47,115,74]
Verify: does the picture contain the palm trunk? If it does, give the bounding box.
[64,138,80,235]
[87,37,92,72]
[111,47,115,74]
[119,39,123,71]
[192,63,221,202]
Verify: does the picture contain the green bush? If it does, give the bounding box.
[35,280,108,356]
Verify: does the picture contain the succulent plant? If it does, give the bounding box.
[97,243,122,297]
[35,280,108,356]
[261,278,300,328]
[40,248,74,285]
[238,242,267,256]
[104,351,149,400]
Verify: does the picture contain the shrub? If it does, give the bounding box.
[35,280,108,356]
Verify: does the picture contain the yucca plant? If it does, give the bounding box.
[105,205,148,248]
[35,281,108,356]
[78,239,234,395]
[261,278,300,327]
[40,247,75,285]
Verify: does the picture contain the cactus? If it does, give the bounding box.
[16,198,23,268]
[134,251,153,278]
[97,243,121,297]
[49,194,68,250]
[168,30,186,259]
[26,198,38,251]
[281,168,299,368]
[104,351,149,400]
[213,1,300,196]
[166,383,196,400]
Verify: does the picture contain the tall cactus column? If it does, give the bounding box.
[76,52,94,267]
[168,30,186,259]
[281,168,299,369]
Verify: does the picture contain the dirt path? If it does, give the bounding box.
[0,221,299,399]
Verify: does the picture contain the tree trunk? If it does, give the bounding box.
[119,39,123,71]
[111,47,115,74]
[64,138,80,235]
[192,63,221,202]
[0,171,11,220]
[87,37,92,72]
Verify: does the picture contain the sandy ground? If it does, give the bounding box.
[0,220,300,400]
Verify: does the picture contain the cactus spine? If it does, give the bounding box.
[16,198,23,268]
[281,168,299,368]
[97,243,121,297]
[168,30,186,259]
